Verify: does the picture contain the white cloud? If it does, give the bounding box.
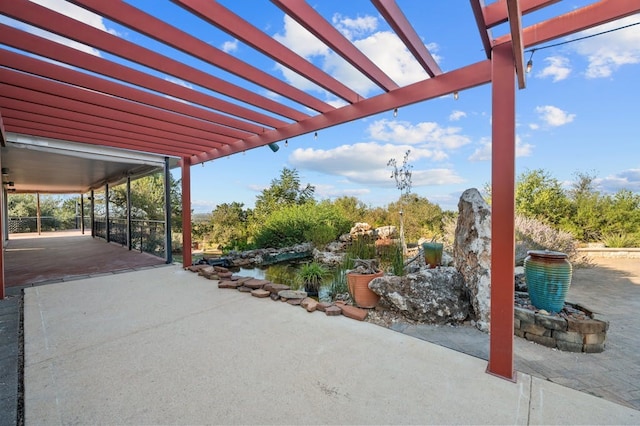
[367,119,470,150]
[468,136,534,162]
[571,15,640,78]
[537,56,571,82]
[272,13,434,97]
[333,13,378,40]
[529,123,540,130]
[288,142,460,186]
[595,169,640,193]
[535,105,576,127]
[273,14,329,58]
[221,39,238,53]
[449,110,467,121]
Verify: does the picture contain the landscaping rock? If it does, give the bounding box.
[454,188,492,332]
[187,264,209,272]
[263,283,290,294]
[287,298,302,306]
[270,292,280,301]
[251,289,270,298]
[301,298,318,312]
[341,305,368,321]
[325,305,342,316]
[244,279,270,289]
[317,302,332,312]
[217,271,233,279]
[218,280,242,289]
[369,267,469,323]
[278,290,307,299]
[237,286,252,293]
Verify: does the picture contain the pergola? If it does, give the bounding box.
[1,0,638,381]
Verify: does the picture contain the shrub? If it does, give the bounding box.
[514,215,589,265]
[253,202,351,249]
[601,232,639,248]
[295,262,330,293]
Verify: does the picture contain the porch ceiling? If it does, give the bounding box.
[1,0,639,193]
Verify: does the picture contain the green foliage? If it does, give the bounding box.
[601,232,639,248]
[388,194,444,242]
[253,167,315,220]
[208,202,249,251]
[515,169,570,226]
[253,202,351,249]
[332,196,369,225]
[343,235,376,269]
[327,267,348,299]
[378,242,404,276]
[295,261,330,293]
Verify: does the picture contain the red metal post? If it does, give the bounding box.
[181,157,192,268]
[0,188,4,299]
[487,41,516,381]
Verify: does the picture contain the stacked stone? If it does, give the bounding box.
[514,306,608,353]
[187,265,370,321]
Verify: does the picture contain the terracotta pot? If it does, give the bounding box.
[347,271,383,308]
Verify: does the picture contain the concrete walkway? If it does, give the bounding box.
[23,266,639,425]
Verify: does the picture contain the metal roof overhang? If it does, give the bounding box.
[2,132,173,194]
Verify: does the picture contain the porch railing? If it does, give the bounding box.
[93,217,165,257]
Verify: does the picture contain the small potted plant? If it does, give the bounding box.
[346,258,383,308]
[295,261,329,297]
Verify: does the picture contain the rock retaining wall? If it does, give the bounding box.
[514,305,608,353]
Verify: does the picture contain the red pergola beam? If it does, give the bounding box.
[0,0,308,122]
[506,0,526,89]
[0,99,223,153]
[0,85,227,156]
[173,0,362,104]
[0,48,253,141]
[3,111,203,157]
[0,24,284,132]
[192,59,492,164]
[272,0,399,91]
[5,123,189,159]
[483,0,561,28]
[372,0,443,77]
[68,0,334,115]
[0,70,238,148]
[494,0,640,48]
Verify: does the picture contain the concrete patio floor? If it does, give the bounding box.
[23,266,639,425]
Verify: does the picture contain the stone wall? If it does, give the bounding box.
[514,305,608,353]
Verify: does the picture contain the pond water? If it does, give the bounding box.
[230,263,338,302]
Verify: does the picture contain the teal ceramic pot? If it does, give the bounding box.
[422,242,443,268]
[524,250,572,312]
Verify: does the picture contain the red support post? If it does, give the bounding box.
[487,41,516,381]
[181,156,192,268]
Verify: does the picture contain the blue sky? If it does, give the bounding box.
[9,1,640,213]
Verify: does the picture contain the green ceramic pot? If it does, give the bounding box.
[422,242,443,268]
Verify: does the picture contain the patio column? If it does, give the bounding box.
[80,194,85,235]
[487,41,516,381]
[164,157,172,264]
[0,187,4,299]
[105,183,110,242]
[126,176,132,250]
[90,189,95,238]
[181,157,192,268]
[36,192,41,235]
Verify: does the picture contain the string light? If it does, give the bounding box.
[453,91,459,100]
[393,108,398,118]
[524,20,640,73]
[285,139,288,147]
[314,131,318,140]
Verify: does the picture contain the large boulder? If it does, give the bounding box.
[369,267,470,323]
[454,188,492,332]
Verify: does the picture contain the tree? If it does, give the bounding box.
[388,194,443,242]
[515,169,570,226]
[331,196,369,225]
[209,202,249,250]
[253,167,315,219]
[388,150,413,253]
